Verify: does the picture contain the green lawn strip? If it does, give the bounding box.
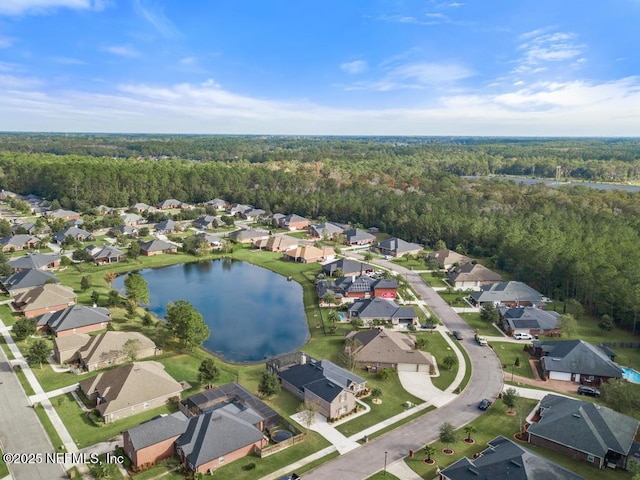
[419,272,448,288]
[34,403,67,452]
[290,450,340,477]
[459,312,499,337]
[285,231,309,239]
[0,447,9,478]
[205,431,331,480]
[391,257,426,270]
[405,399,537,478]
[367,471,400,480]
[491,342,534,379]
[414,331,458,391]
[363,405,436,442]
[0,334,14,360]
[55,393,178,449]
[335,371,423,437]
[132,460,183,480]
[14,365,36,396]
[0,304,20,326]
[437,291,471,308]
[457,343,472,392]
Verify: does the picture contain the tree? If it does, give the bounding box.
[370,387,382,401]
[327,310,340,324]
[138,227,150,237]
[333,267,344,278]
[26,339,50,369]
[559,313,578,338]
[122,338,141,361]
[480,302,498,323]
[601,378,640,415]
[124,272,149,305]
[443,354,458,370]
[165,300,210,350]
[257,371,280,398]
[350,317,364,329]
[128,240,141,259]
[502,387,519,411]
[598,314,614,333]
[198,358,220,389]
[464,424,476,442]
[142,312,154,326]
[80,275,92,291]
[439,422,456,451]
[423,445,436,463]
[298,399,318,428]
[72,248,92,262]
[107,289,121,307]
[12,318,37,341]
[91,290,100,306]
[363,251,373,261]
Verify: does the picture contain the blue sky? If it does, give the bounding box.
[1,0,639,135]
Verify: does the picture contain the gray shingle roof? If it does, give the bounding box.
[343,228,376,244]
[537,340,623,378]
[348,297,417,321]
[0,234,39,249]
[470,281,544,304]
[37,305,111,333]
[126,411,189,450]
[448,263,502,283]
[309,222,344,238]
[499,306,560,331]
[2,269,59,293]
[53,226,93,243]
[528,394,639,458]
[139,238,176,253]
[374,237,422,254]
[321,258,370,276]
[8,253,60,271]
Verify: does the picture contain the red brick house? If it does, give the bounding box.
[37,305,111,337]
[12,284,77,318]
[278,214,310,231]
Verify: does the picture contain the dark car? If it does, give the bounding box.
[478,399,492,410]
[577,385,600,397]
[452,330,463,340]
[421,323,437,330]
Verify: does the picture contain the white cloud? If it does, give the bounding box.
[515,29,585,74]
[0,0,107,16]
[102,45,141,58]
[340,60,368,75]
[133,0,180,39]
[179,56,196,65]
[0,35,16,48]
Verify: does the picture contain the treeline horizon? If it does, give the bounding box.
[1,135,640,332]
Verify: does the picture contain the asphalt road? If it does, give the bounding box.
[0,352,67,479]
[303,261,504,480]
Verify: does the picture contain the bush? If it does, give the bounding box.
[242,463,256,471]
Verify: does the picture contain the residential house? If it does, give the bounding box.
[343,228,376,246]
[131,202,153,213]
[12,284,76,318]
[228,228,269,244]
[22,194,49,215]
[155,219,177,234]
[121,213,144,226]
[46,209,81,221]
[109,225,138,237]
[226,204,254,217]
[348,297,419,327]
[469,281,547,307]
[37,305,111,337]
[322,258,372,277]
[86,245,126,264]
[282,245,336,263]
[308,222,344,240]
[1,269,60,296]
[440,435,585,480]
[139,239,178,256]
[344,329,435,372]
[252,235,298,252]
[241,207,266,221]
[12,221,50,236]
[192,215,219,230]
[203,198,228,210]
[275,355,365,420]
[79,361,183,424]
[499,306,561,337]
[371,237,423,258]
[316,275,398,304]
[527,394,639,470]
[52,226,94,244]
[532,340,623,385]
[278,214,310,231]
[0,234,39,252]
[194,233,225,250]
[424,249,472,270]
[58,331,158,371]
[447,263,502,290]
[8,253,60,272]
[156,199,184,210]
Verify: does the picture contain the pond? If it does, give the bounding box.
[112,259,309,363]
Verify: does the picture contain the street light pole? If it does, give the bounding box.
[384,451,388,476]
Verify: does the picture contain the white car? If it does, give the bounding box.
[514,332,533,340]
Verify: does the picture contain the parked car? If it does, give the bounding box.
[577,385,600,397]
[452,331,463,340]
[421,323,437,330]
[478,398,492,410]
[514,332,533,340]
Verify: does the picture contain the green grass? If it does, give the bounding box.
[457,341,473,392]
[364,405,436,442]
[132,460,183,480]
[491,342,534,379]
[367,471,400,480]
[0,304,20,326]
[54,393,178,448]
[0,334,14,360]
[413,332,459,391]
[285,231,309,239]
[391,256,426,270]
[335,370,423,437]
[0,447,9,478]
[437,291,471,308]
[459,312,501,337]
[419,272,448,287]
[13,365,36,396]
[34,403,67,452]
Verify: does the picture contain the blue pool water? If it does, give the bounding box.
[338,312,346,321]
[622,367,640,384]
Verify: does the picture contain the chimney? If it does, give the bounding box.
[300,353,307,365]
[352,274,356,283]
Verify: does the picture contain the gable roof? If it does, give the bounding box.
[0,234,39,249]
[53,226,93,243]
[126,411,190,451]
[89,245,125,261]
[441,435,584,480]
[281,213,309,226]
[131,202,152,211]
[121,213,143,224]
[253,235,298,251]
[47,209,80,219]
[77,331,156,366]
[228,228,269,242]
[309,223,344,238]
[345,329,434,366]
[448,263,502,283]
[322,258,370,276]
[343,228,376,244]
[348,297,417,320]
[425,249,472,267]
[37,305,111,333]
[156,199,183,209]
[155,219,176,232]
[374,237,423,254]
[470,281,545,304]
[13,284,76,313]
[528,394,639,459]
[499,306,560,331]
[79,361,182,416]
[537,340,623,378]
[2,269,59,293]
[8,253,60,271]
[283,245,335,261]
[139,239,176,253]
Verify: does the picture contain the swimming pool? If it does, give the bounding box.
[622,367,640,384]
[338,312,346,321]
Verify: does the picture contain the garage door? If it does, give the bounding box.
[549,371,572,381]
[397,363,417,372]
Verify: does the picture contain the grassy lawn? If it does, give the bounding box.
[491,342,534,379]
[437,291,471,308]
[335,370,423,437]
[0,334,14,360]
[391,256,426,270]
[367,471,400,480]
[54,393,178,448]
[457,342,473,392]
[0,448,8,478]
[0,304,20,326]
[364,405,436,442]
[285,231,309,239]
[34,403,66,452]
[419,272,448,288]
[459,312,500,337]
[132,461,183,480]
[14,365,36,396]
[414,332,459,391]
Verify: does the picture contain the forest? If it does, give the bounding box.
[1,134,639,332]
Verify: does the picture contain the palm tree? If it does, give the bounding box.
[370,387,382,401]
[443,354,458,370]
[423,445,436,463]
[464,424,476,443]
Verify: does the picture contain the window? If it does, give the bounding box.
[587,455,595,463]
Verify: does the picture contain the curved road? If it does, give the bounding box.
[303,261,504,480]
